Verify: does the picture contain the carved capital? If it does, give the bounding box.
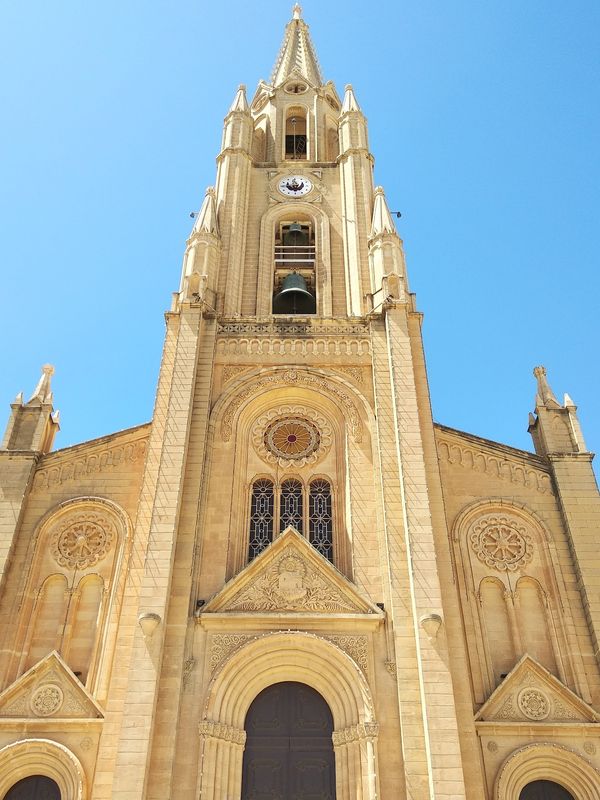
[199,720,247,746]
[332,722,379,746]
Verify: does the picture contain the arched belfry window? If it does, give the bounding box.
[280,479,303,533]
[309,480,333,561]
[285,107,307,159]
[248,479,275,561]
[273,220,316,314]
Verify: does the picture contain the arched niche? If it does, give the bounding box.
[0,739,86,800]
[495,743,600,800]
[197,632,379,800]
[256,202,333,316]
[205,368,373,583]
[451,498,586,702]
[9,497,130,697]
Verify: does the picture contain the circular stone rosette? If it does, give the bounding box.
[50,510,116,569]
[30,684,64,717]
[469,513,533,572]
[252,406,332,468]
[517,688,550,721]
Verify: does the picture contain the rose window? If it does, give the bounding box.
[264,418,320,460]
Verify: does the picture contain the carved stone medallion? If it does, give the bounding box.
[50,510,116,569]
[518,688,550,721]
[470,513,533,571]
[30,684,64,717]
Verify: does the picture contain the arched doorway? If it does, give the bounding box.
[3,776,60,800]
[519,780,575,800]
[242,681,335,799]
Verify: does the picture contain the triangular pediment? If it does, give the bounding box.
[0,651,103,720]
[475,654,599,724]
[202,528,383,616]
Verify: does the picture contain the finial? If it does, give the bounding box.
[533,365,560,408]
[293,4,302,19]
[27,364,55,405]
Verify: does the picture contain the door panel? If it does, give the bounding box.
[242,681,335,800]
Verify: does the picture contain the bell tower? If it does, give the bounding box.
[105,6,473,799]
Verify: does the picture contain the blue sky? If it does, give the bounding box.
[1,1,599,463]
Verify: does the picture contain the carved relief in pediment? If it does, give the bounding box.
[475,655,599,725]
[0,651,103,720]
[202,527,381,617]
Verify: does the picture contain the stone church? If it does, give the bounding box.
[1,6,599,799]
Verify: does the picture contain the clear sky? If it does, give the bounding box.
[1,1,599,463]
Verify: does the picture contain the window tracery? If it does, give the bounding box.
[248,477,334,563]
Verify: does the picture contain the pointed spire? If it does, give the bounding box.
[193,188,219,236]
[271,6,324,87]
[228,84,249,114]
[341,84,361,113]
[27,364,54,405]
[533,365,560,409]
[370,187,397,237]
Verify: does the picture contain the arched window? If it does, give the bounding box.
[309,480,333,561]
[4,775,61,800]
[248,479,274,561]
[280,479,303,533]
[285,107,307,159]
[273,219,316,315]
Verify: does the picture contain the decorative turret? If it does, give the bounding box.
[368,187,407,305]
[528,366,588,455]
[339,84,369,154]
[180,187,221,306]
[1,364,59,453]
[221,84,253,154]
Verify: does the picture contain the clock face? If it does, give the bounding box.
[278,175,313,197]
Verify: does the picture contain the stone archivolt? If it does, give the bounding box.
[209,632,369,676]
[220,369,363,442]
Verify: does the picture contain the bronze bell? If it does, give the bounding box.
[273,272,316,315]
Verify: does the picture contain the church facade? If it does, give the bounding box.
[1,7,599,799]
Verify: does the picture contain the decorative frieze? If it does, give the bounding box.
[32,438,148,492]
[437,438,553,495]
[216,337,370,357]
[221,370,362,442]
[324,635,368,674]
[217,320,370,337]
[209,634,255,674]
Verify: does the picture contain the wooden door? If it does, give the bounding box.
[242,681,335,799]
[4,776,61,800]
[519,781,575,800]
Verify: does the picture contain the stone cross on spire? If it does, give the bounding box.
[270,5,324,87]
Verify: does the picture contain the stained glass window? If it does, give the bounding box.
[248,479,274,561]
[280,479,303,533]
[309,479,333,561]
